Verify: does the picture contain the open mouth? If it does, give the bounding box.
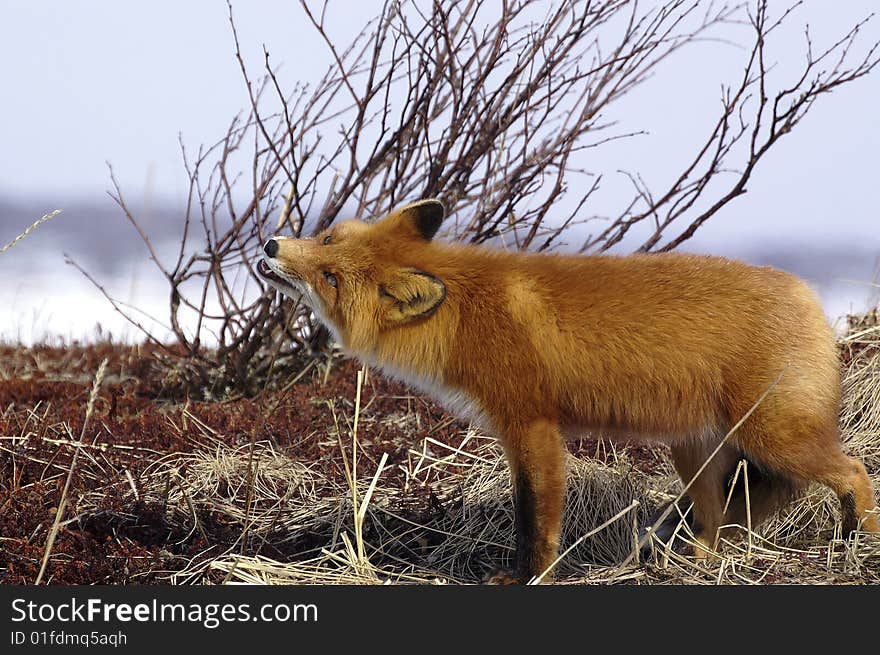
[257,258,284,283]
[257,259,300,297]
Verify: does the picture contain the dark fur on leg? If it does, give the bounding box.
[720,457,803,535]
[638,496,697,561]
[485,474,540,584]
[486,422,565,584]
[840,491,858,537]
[514,474,540,578]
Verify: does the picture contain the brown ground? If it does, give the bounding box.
[0,342,666,585]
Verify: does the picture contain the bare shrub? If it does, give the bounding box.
[98,0,878,396]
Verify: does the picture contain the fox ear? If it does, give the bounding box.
[379,269,447,324]
[396,199,445,241]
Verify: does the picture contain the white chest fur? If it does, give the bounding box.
[367,359,492,433]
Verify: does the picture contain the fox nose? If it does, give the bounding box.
[264,238,278,258]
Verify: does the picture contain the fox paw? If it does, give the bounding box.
[482,568,524,585]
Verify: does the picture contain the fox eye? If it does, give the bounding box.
[323,271,338,288]
[322,234,332,245]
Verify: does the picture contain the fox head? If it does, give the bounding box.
[258,199,448,349]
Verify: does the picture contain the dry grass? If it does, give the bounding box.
[1,210,62,254]
[35,358,108,583]
[118,431,877,585]
[113,434,654,585]
[67,310,880,585]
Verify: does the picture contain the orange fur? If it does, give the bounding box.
[260,199,879,582]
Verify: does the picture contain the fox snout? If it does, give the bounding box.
[257,236,301,295]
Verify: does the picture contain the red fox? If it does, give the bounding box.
[258,199,878,583]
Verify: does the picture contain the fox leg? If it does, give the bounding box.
[763,441,878,535]
[813,453,879,534]
[487,419,566,584]
[668,441,739,560]
[643,449,806,562]
[737,416,879,536]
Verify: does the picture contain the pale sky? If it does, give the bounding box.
[2,1,877,234]
[1,1,879,341]
[0,1,376,203]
